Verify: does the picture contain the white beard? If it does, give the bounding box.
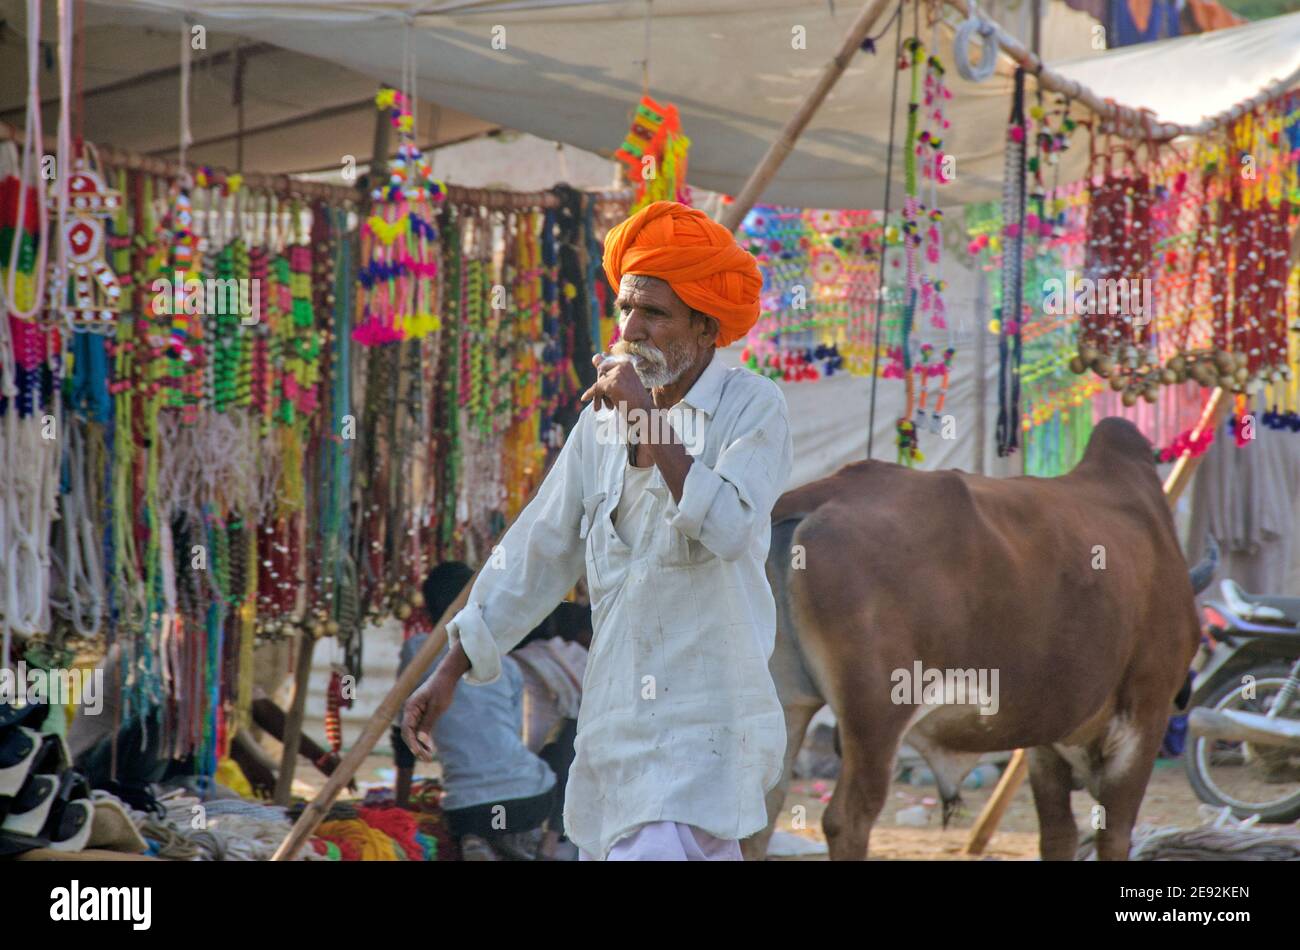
[632,358,682,389]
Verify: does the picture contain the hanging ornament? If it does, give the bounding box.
[355,86,445,346]
[44,152,124,331]
[613,95,691,213]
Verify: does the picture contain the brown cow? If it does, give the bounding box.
[745,418,1207,861]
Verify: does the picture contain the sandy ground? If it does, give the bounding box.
[771,757,1206,860]
[289,751,1207,860]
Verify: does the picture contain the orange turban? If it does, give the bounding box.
[603,201,761,347]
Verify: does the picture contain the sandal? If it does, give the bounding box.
[42,770,94,852]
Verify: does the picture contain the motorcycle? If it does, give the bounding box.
[1184,577,1300,822]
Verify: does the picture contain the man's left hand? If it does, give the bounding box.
[581,354,652,415]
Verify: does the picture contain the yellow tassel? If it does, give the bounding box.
[367,215,409,245]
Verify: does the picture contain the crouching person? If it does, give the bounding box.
[391,562,562,860]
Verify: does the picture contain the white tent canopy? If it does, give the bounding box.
[2,0,1107,204]
[7,2,1299,204]
[1051,9,1300,129]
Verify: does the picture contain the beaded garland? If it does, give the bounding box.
[1068,91,1300,403]
[967,86,1300,476]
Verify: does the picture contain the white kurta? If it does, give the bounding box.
[445,354,794,860]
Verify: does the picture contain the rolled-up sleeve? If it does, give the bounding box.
[667,383,793,561]
[446,409,590,685]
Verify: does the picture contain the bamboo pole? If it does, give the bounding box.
[1163,387,1230,503]
[962,748,1028,856]
[272,630,316,806]
[718,0,1300,233]
[717,0,895,232]
[0,118,629,211]
[963,387,1231,855]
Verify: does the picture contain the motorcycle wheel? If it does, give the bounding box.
[1184,662,1300,823]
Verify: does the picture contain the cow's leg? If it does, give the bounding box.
[742,700,822,861]
[822,706,912,860]
[1027,745,1080,860]
[1093,713,1162,861]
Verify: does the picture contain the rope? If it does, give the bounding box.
[52,419,105,637]
[92,787,331,861]
[3,0,49,328]
[1,412,59,646]
[177,20,193,180]
[866,0,906,460]
[953,11,998,83]
[1078,808,1300,861]
[49,0,74,329]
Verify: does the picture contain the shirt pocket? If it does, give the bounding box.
[657,515,715,567]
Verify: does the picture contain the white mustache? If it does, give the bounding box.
[613,343,667,369]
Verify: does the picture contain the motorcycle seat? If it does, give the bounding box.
[1221,579,1297,625]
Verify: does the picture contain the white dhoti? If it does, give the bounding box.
[578,821,743,861]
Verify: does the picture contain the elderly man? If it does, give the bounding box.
[402,200,793,861]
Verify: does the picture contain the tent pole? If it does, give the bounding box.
[272,629,315,805]
[963,386,1230,855]
[717,0,895,232]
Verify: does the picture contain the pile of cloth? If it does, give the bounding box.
[295,779,458,861]
[109,787,324,861]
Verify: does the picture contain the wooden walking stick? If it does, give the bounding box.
[962,388,1231,856]
[270,572,475,860]
[718,0,895,232]
[270,474,546,861]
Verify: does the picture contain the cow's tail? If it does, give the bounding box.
[768,515,827,706]
[768,517,804,635]
[1189,537,1219,596]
